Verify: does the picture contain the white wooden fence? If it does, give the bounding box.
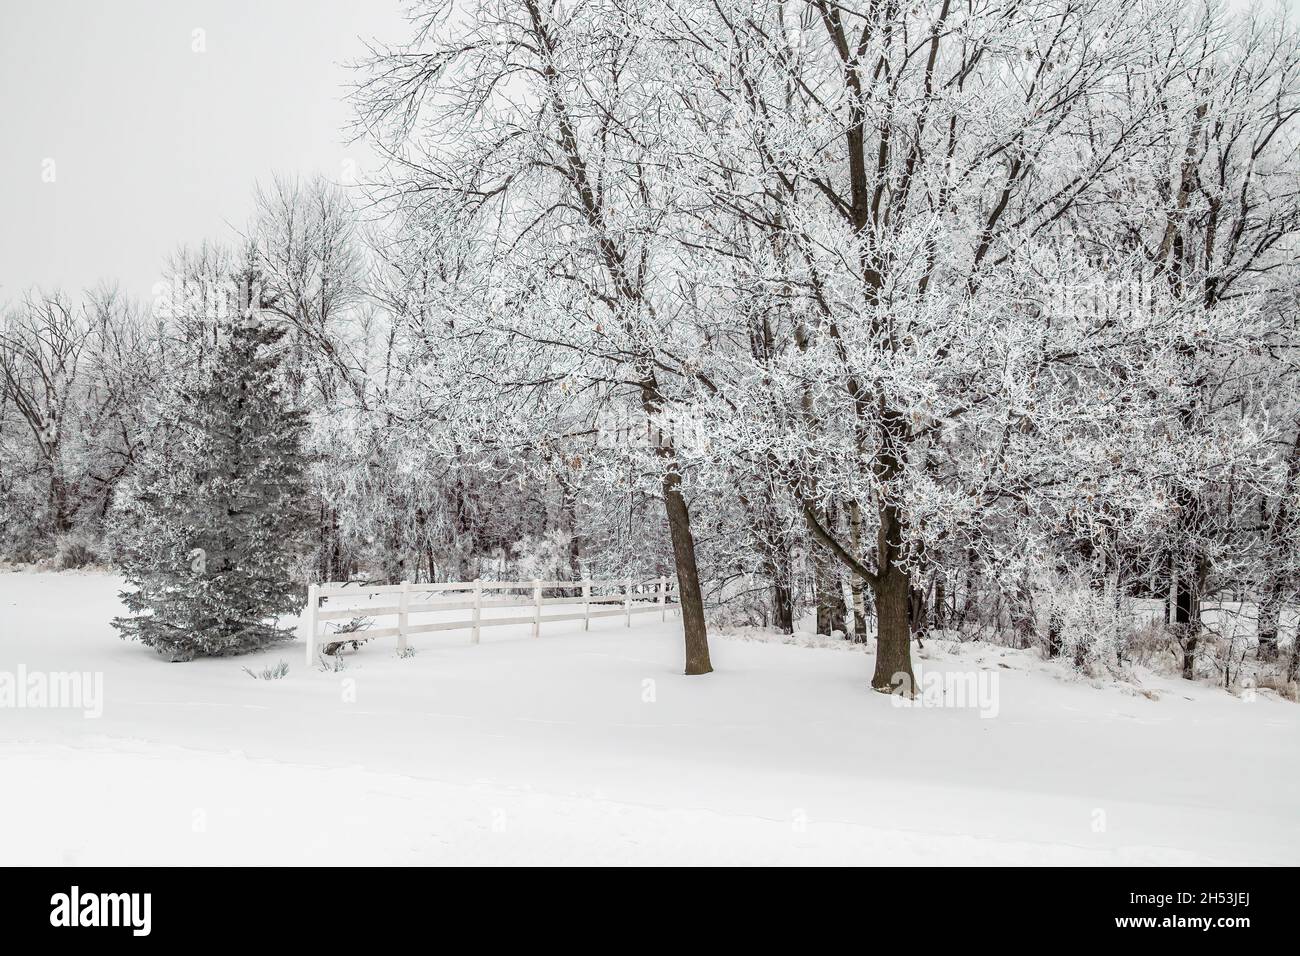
[304,576,678,665]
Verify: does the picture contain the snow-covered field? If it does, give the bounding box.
[2,571,1297,865]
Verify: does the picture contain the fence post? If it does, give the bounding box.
[659,575,667,621]
[305,583,320,667]
[472,578,482,644]
[398,580,411,654]
[532,579,542,638]
[625,577,633,627]
[582,579,591,631]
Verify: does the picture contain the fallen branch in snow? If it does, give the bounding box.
[321,616,375,656]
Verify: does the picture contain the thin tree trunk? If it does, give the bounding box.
[960,549,979,631]
[772,577,794,634]
[639,374,711,675]
[908,583,927,639]
[48,468,72,535]
[849,501,869,642]
[767,534,795,634]
[661,467,711,675]
[318,503,332,582]
[1258,425,1299,662]
[560,478,583,596]
[1168,550,1181,628]
[1175,552,1206,680]
[1046,606,1063,658]
[1257,582,1282,662]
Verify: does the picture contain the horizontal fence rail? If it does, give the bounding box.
[304,577,678,665]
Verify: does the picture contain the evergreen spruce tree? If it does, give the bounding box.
[111,273,311,660]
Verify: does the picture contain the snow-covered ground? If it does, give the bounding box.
[2,571,1297,865]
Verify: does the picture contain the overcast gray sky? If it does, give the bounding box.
[2,0,1294,309]
[0,0,407,306]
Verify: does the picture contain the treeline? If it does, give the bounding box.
[2,0,1299,690]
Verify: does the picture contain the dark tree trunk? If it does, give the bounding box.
[762,514,794,634]
[960,552,980,632]
[1257,583,1282,663]
[1174,553,1206,680]
[1046,608,1063,658]
[872,562,914,693]
[908,584,927,638]
[639,374,711,675]
[662,467,711,675]
[1007,582,1037,650]
[317,502,337,582]
[568,522,582,579]
[868,428,915,690]
[560,479,583,597]
[48,468,72,535]
[772,578,794,634]
[848,501,869,642]
[413,506,431,584]
[933,577,947,632]
[1175,601,1197,681]
[1258,426,1299,663]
